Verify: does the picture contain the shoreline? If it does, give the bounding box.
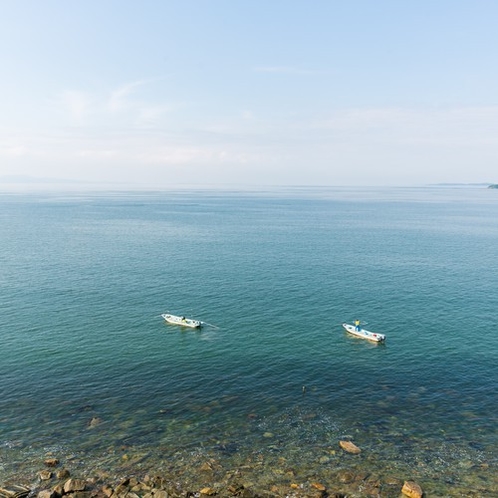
[1,439,496,498]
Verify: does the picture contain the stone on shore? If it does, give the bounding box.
[339,440,362,454]
[44,459,59,468]
[63,479,86,493]
[0,485,30,498]
[37,491,56,498]
[402,480,424,498]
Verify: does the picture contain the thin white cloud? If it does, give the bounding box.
[60,90,94,120]
[3,103,498,185]
[108,80,148,112]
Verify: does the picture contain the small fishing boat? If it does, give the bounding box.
[161,313,202,329]
[342,323,386,343]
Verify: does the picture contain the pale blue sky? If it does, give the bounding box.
[1,1,497,186]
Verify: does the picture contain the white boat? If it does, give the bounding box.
[342,323,386,343]
[161,313,202,329]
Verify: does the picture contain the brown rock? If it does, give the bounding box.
[38,470,53,481]
[101,485,113,497]
[63,479,86,493]
[336,470,355,483]
[402,480,424,498]
[127,479,138,489]
[44,459,59,467]
[88,417,102,428]
[56,469,70,480]
[199,487,216,496]
[37,491,55,498]
[0,486,30,498]
[52,484,64,496]
[71,493,92,498]
[339,440,361,454]
[311,482,326,491]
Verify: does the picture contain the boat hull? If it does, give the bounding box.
[162,314,202,328]
[342,323,385,342]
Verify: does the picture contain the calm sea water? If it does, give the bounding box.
[1,186,497,496]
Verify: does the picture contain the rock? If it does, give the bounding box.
[56,469,70,480]
[339,440,361,454]
[402,480,424,498]
[63,479,86,493]
[44,459,59,467]
[0,486,31,498]
[336,470,354,483]
[37,491,55,498]
[70,493,92,498]
[38,470,53,481]
[199,462,212,471]
[52,485,64,496]
[199,487,216,496]
[88,417,102,428]
[100,485,113,497]
[263,432,274,438]
[311,482,326,491]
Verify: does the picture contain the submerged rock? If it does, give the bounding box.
[336,470,354,483]
[56,469,70,480]
[401,480,424,498]
[199,487,216,496]
[88,417,102,429]
[38,471,52,481]
[339,440,362,454]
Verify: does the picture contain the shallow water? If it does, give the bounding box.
[0,186,497,496]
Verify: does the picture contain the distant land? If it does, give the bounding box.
[430,182,493,187]
[1,176,497,189]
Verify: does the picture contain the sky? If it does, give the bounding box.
[0,0,497,187]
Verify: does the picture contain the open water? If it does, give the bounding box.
[0,186,497,496]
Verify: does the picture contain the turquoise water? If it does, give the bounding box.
[1,187,497,496]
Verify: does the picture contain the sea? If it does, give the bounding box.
[0,186,497,497]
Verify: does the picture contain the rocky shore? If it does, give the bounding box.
[8,435,497,498]
[0,454,425,498]
[1,434,495,498]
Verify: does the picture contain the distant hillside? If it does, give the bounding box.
[488,184,498,189]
